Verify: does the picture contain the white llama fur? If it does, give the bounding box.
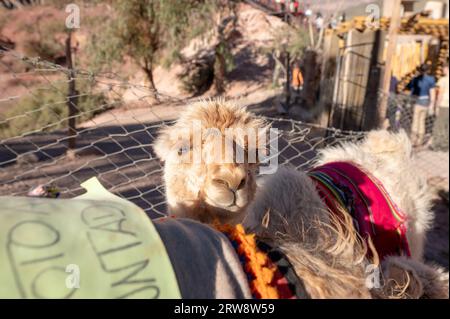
[153,99,268,224]
[244,130,448,298]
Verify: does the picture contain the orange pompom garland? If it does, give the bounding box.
[213,222,279,299]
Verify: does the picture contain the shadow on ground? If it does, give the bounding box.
[1,115,448,269]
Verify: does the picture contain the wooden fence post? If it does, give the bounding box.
[284,0,291,110]
[378,0,402,127]
[66,31,79,151]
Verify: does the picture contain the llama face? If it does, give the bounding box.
[167,132,257,217]
[199,133,257,215]
[154,125,259,220]
[202,161,256,215]
[152,100,268,223]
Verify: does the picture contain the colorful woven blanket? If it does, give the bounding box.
[308,161,411,261]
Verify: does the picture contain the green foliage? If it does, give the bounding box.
[288,28,310,59]
[0,79,109,139]
[215,40,235,72]
[266,24,310,61]
[20,18,66,61]
[161,0,237,65]
[88,0,194,87]
[22,39,64,62]
[87,0,240,90]
[176,1,239,94]
[178,56,215,96]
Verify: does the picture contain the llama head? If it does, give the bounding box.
[153,99,268,224]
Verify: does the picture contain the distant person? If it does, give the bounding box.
[315,12,324,30]
[406,64,436,146]
[291,1,299,15]
[291,62,304,93]
[330,14,338,29]
[387,74,400,130]
[272,49,284,88]
[431,62,449,150]
[276,0,285,13]
[390,74,399,94]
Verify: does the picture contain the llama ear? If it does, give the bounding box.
[153,128,173,162]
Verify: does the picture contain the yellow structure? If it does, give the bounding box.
[329,16,449,38]
[328,16,449,91]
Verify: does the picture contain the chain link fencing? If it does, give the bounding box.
[0,49,448,219]
[386,92,449,194]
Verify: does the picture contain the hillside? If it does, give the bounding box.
[0,3,287,113]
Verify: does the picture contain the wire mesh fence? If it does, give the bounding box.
[0,49,448,219]
[387,92,449,150]
[385,92,449,193]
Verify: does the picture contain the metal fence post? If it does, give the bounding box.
[66,31,78,151]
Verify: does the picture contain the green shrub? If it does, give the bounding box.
[19,18,66,62]
[22,39,64,62]
[178,55,215,96]
[0,79,110,139]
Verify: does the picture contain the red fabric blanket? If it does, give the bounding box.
[308,161,411,261]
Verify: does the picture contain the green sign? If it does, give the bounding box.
[0,178,181,299]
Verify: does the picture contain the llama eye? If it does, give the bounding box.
[212,179,229,188]
[238,178,246,189]
[177,145,189,156]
